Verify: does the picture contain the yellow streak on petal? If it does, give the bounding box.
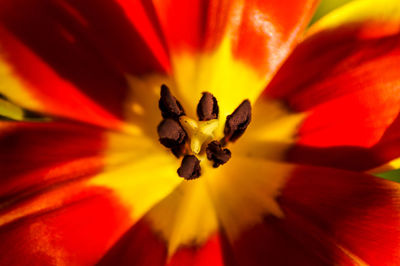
[307,0,400,38]
[172,37,267,120]
[338,245,368,266]
[145,178,219,256]
[88,131,182,222]
[0,56,42,110]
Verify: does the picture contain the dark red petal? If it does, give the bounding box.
[0,0,167,124]
[0,120,105,199]
[224,165,400,265]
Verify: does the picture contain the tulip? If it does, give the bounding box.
[0,0,399,265]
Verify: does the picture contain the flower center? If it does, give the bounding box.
[157,84,251,180]
[179,116,219,155]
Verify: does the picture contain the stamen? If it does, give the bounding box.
[206,141,231,168]
[156,85,252,178]
[159,84,185,120]
[157,118,186,148]
[223,100,251,143]
[177,155,201,179]
[171,145,186,158]
[197,92,219,121]
[179,116,219,154]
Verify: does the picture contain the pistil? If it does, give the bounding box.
[179,116,219,154]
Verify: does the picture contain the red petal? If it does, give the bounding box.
[266,30,400,146]
[263,4,400,170]
[0,0,166,125]
[98,218,224,266]
[153,0,318,75]
[288,111,400,171]
[168,234,224,266]
[224,165,400,265]
[114,0,170,71]
[98,179,224,266]
[230,0,318,73]
[0,120,105,199]
[0,119,179,265]
[97,219,167,266]
[0,189,132,265]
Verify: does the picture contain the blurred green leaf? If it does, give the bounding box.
[0,98,24,120]
[374,169,400,183]
[0,96,48,122]
[309,0,355,26]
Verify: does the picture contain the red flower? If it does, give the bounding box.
[0,0,399,265]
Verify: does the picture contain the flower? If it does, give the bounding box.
[0,0,399,265]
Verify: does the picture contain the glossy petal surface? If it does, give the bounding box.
[264,0,400,171]
[0,120,105,199]
[0,0,167,128]
[1,0,400,265]
[0,120,182,265]
[154,0,318,117]
[0,120,134,265]
[217,160,400,266]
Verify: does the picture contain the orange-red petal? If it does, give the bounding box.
[153,0,318,73]
[150,0,318,116]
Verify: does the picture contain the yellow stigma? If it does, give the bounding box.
[179,116,219,154]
